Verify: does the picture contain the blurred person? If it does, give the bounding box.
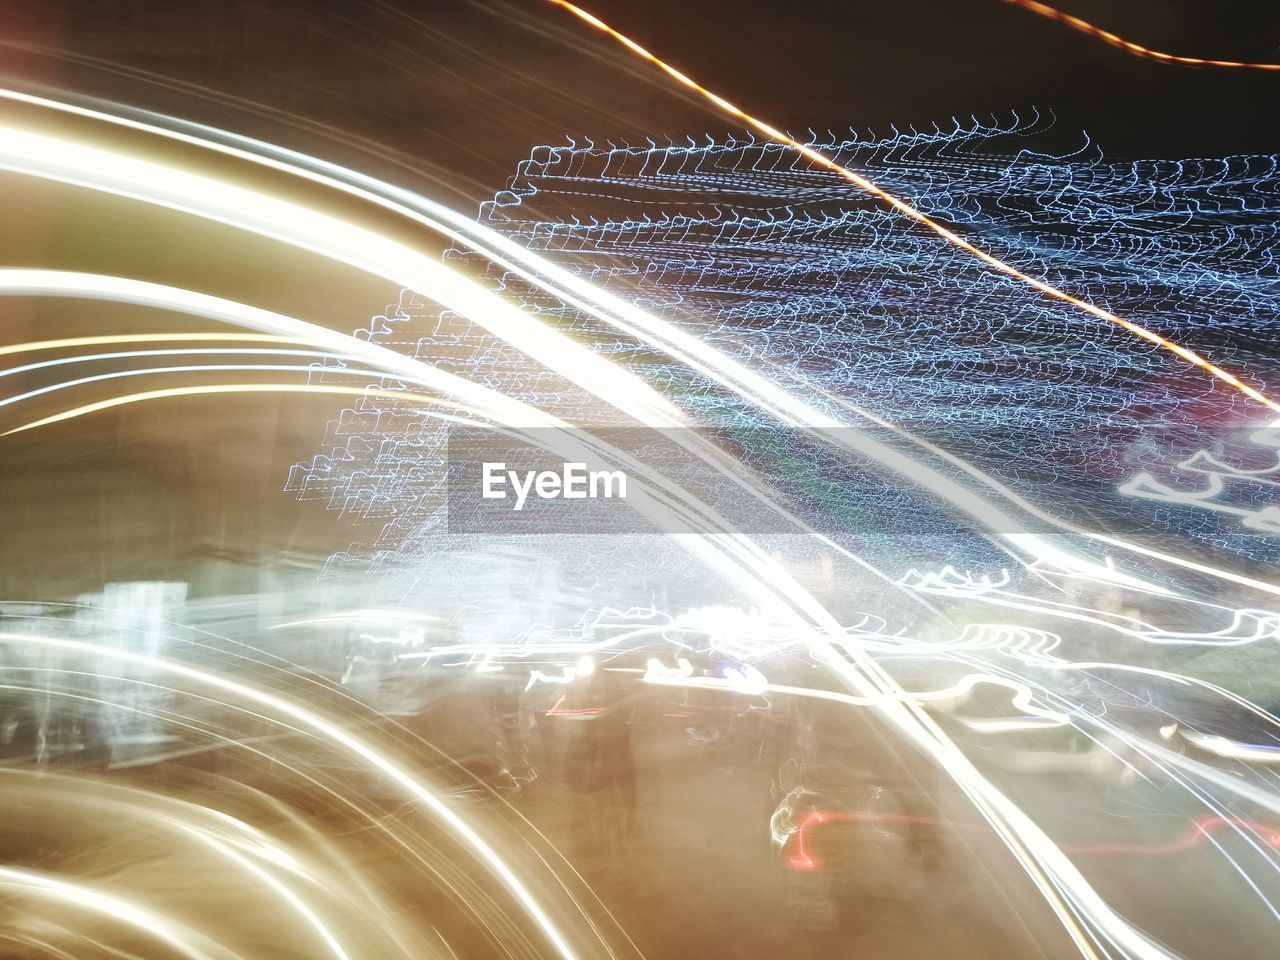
[564,667,639,857]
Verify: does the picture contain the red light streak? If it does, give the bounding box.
[782,810,1280,871]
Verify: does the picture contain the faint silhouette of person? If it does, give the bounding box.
[0,691,38,760]
[564,667,639,855]
[75,701,112,769]
[487,674,528,788]
[596,672,637,840]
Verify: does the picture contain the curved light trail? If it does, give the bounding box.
[0,630,589,960]
[0,333,305,357]
[0,89,1260,960]
[0,382,467,437]
[1003,0,1280,71]
[3,89,1271,607]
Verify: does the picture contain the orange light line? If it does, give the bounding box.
[547,0,1280,414]
[1005,0,1280,71]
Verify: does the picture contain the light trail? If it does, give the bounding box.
[0,270,571,432]
[903,566,1280,648]
[1179,733,1280,764]
[642,656,1072,727]
[0,269,924,605]
[0,772,363,960]
[545,0,1280,414]
[782,810,1280,872]
[0,99,1220,957]
[0,866,236,960]
[644,634,1280,940]
[0,286,904,611]
[0,347,341,380]
[0,366,827,613]
[0,124,918,580]
[0,363,444,415]
[1119,421,1280,537]
[0,89,939,608]
[0,110,1269,870]
[812,386,1280,602]
[641,598,1280,876]
[0,333,304,356]
[0,631,588,960]
[450,126,1280,602]
[1,87,1257,603]
[0,383,470,437]
[271,609,444,630]
[1004,0,1280,71]
[0,272,918,638]
[0,123,687,431]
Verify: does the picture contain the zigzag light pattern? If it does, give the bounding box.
[290,113,1280,588]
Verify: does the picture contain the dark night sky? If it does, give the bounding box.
[2,0,1278,206]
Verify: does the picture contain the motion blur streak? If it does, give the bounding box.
[0,866,235,960]
[0,383,469,437]
[2,92,1267,602]
[0,348,343,381]
[0,270,567,430]
[545,0,1280,413]
[0,274,912,608]
[0,770,359,960]
[0,631,586,960]
[0,107,1206,960]
[786,811,1280,867]
[642,657,1070,724]
[1003,0,1280,70]
[0,13,1276,960]
[0,124,687,429]
[0,120,1121,591]
[0,364,453,414]
[0,333,303,356]
[810,387,1280,602]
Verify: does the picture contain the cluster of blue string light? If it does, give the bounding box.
[289,111,1280,591]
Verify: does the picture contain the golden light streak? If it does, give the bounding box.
[11,771,364,960]
[0,271,573,433]
[0,383,1158,954]
[0,350,867,601]
[0,272,921,604]
[1005,0,1280,71]
[0,94,1188,592]
[0,124,687,431]
[0,866,235,960]
[271,609,443,629]
[0,383,475,436]
[546,0,1280,414]
[178,831,354,960]
[0,106,1207,956]
[0,232,1175,956]
[0,333,303,357]
[3,89,1275,616]
[0,632,588,960]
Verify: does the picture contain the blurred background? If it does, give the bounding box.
[1,3,1279,959]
